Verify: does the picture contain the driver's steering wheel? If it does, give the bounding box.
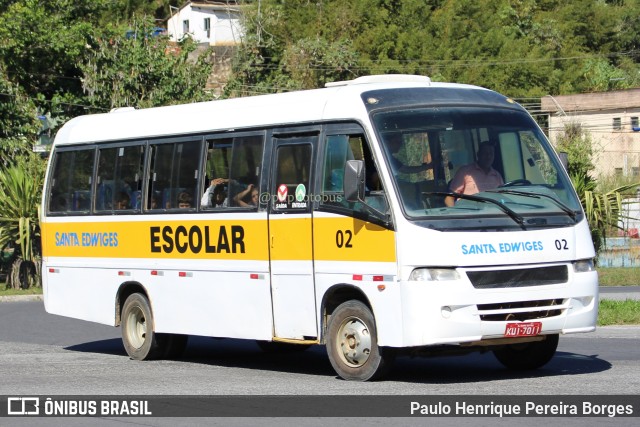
[501,179,532,187]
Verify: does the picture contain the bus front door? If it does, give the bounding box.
[268,138,318,340]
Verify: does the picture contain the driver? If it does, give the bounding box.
[445,141,504,206]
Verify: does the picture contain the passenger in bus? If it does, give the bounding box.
[212,185,229,207]
[177,191,193,209]
[201,177,229,208]
[233,183,259,207]
[149,193,159,209]
[445,141,504,206]
[115,192,130,210]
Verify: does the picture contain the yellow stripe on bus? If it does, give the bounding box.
[313,217,396,263]
[42,220,269,260]
[41,216,396,262]
[269,217,313,261]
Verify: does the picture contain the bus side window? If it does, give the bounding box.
[228,135,264,209]
[48,149,95,214]
[149,144,170,210]
[96,145,145,212]
[148,140,201,210]
[202,138,232,209]
[175,142,200,209]
[202,135,264,210]
[323,135,351,193]
[320,134,387,215]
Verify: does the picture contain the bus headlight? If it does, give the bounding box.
[409,268,460,281]
[573,259,595,273]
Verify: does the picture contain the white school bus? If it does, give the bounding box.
[41,75,598,381]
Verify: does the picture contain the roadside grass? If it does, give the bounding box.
[597,267,639,286]
[598,299,640,326]
[0,286,42,296]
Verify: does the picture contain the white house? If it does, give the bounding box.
[167,1,243,46]
[541,89,640,179]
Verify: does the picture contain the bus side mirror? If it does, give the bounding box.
[344,160,365,202]
[558,152,568,171]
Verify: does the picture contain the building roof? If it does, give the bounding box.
[175,1,240,14]
[541,88,640,114]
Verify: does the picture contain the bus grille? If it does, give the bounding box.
[467,265,568,289]
[477,298,565,322]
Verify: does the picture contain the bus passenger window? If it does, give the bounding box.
[96,145,145,213]
[202,138,232,209]
[148,140,201,210]
[48,149,94,214]
[203,135,264,210]
[228,135,263,208]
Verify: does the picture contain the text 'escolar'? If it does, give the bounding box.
[150,225,245,254]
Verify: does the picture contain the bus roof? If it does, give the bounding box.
[53,76,486,146]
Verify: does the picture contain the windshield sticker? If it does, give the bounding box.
[277,184,288,202]
[274,183,308,209]
[292,184,307,208]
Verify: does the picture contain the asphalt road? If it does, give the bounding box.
[0,300,638,426]
[598,285,640,300]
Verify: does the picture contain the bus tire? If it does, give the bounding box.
[493,333,559,370]
[121,293,164,360]
[326,300,394,381]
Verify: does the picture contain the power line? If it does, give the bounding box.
[0,92,110,112]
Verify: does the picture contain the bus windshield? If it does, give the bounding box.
[373,106,582,229]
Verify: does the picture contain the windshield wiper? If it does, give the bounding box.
[487,189,577,221]
[426,191,526,229]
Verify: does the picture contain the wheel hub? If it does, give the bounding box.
[126,306,147,349]
[337,317,372,367]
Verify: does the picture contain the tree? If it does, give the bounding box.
[0,1,187,133]
[572,174,639,256]
[101,0,180,23]
[80,17,214,109]
[556,121,640,254]
[228,0,639,97]
[0,0,107,104]
[226,0,362,95]
[0,155,45,289]
[0,65,39,166]
[555,121,596,179]
[0,0,115,150]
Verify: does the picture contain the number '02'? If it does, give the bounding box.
[554,239,568,250]
[336,230,353,248]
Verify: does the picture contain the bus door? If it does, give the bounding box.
[268,137,318,340]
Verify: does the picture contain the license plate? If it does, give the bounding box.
[504,322,542,337]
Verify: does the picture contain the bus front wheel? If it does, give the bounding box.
[326,300,394,381]
[121,293,165,360]
[493,333,559,370]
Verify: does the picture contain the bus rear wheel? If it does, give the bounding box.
[326,300,394,381]
[121,293,165,360]
[493,333,559,370]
